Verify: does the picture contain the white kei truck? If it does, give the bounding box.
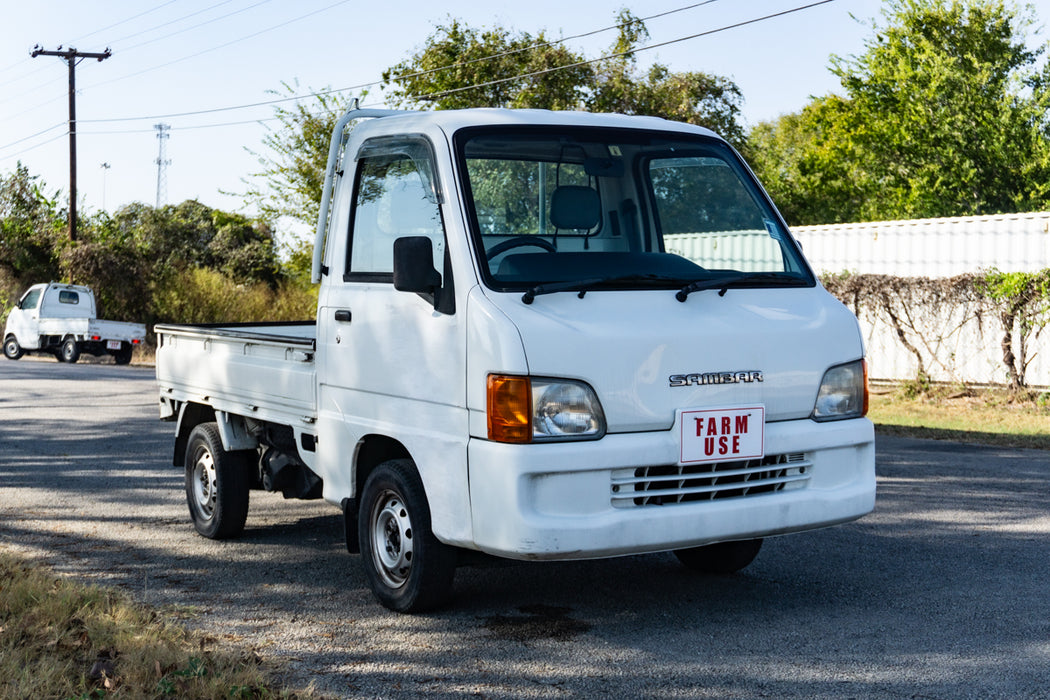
[4,282,146,364]
[155,107,876,612]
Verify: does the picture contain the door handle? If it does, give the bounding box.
[334,310,352,323]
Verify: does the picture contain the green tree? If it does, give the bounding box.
[587,11,744,144]
[0,164,65,291]
[381,11,744,144]
[835,0,1050,218]
[747,96,872,224]
[108,200,277,285]
[382,18,592,111]
[749,0,1050,224]
[241,81,359,231]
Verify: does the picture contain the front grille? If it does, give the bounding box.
[611,453,810,508]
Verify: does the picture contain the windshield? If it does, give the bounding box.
[456,126,813,293]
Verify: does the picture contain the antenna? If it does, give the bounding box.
[154,123,171,207]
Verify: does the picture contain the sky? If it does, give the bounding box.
[1,0,1048,224]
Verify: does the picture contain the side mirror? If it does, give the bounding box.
[393,236,442,295]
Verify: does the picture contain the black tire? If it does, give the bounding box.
[59,337,80,363]
[3,335,23,360]
[674,538,763,574]
[112,346,133,365]
[184,422,251,539]
[358,459,456,612]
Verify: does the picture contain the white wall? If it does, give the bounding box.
[793,212,1050,387]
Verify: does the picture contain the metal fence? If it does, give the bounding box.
[793,211,1050,277]
[793,212,1050,387]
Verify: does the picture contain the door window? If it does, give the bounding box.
[20,288,42,310]
[346,140,444,279]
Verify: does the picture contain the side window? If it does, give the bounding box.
[58,290,80,305]
[20,288,42,310]
[347,141,444,278]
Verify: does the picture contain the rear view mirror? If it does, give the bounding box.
[393,236,442,295]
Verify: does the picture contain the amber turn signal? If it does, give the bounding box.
[487,374,531,443]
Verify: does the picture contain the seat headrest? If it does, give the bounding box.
[550,186,600,230]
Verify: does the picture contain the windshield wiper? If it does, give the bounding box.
[676,273,806,302]
[522,274,675,304]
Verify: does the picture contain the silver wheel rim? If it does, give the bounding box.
[191,446,217,521]
[4,339,17,357]
[370,489,413,589]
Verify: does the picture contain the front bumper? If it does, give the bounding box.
[466,417,875,560]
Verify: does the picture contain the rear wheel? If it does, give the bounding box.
[59,338,80,363]
[3,335,23,360]
[113,346,133,365]
[184,422,251,539]
[674,538,763,574]
[358,459,456,612]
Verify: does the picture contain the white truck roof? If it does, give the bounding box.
[348,107,722,140]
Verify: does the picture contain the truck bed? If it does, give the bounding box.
[37,317,147,342]
[155,322,317,430]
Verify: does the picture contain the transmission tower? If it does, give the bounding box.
[154,123,171,208]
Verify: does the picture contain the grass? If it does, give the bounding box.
[869,382,1050,450]
[0,550,309,700]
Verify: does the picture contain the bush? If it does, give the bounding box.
[150,268,316,326]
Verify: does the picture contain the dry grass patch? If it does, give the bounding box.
[0,549,308,699]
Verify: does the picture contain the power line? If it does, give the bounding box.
[399,0,838,105]
[0,130,70,161]
[2,0,837,165]
[0,0,270,105]
[0,0,180,91]
[78,0,729,126]
[80,116,282,136]
[68,0,182,45]
[117,0,270,53]
[0,122,67,152]
[80,0,352,94]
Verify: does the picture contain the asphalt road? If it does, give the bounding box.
[1,357,1048,699]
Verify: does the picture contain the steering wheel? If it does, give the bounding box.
[485,236,557,260]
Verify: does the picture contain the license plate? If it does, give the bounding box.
[679,405,765,465]
[106,340,122,350]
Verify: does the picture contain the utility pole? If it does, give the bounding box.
[30,45,112,242]
[154,123,171,208]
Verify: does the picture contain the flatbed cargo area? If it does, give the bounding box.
[155,321,317,431]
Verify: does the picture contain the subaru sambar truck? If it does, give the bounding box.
[155,106,875,612]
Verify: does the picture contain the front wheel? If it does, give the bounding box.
[674,538,763,574]
[184,422,251,539]
[3,335,23,360]
[358,459,456,612]
[59,338,80,363]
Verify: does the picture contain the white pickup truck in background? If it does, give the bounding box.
[155,107,876,612]
[4,282,146,364]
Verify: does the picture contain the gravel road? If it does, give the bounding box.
[2,358,1049,699]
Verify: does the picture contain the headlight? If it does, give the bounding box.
[487,375,606,443]
[812,359,868,422]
